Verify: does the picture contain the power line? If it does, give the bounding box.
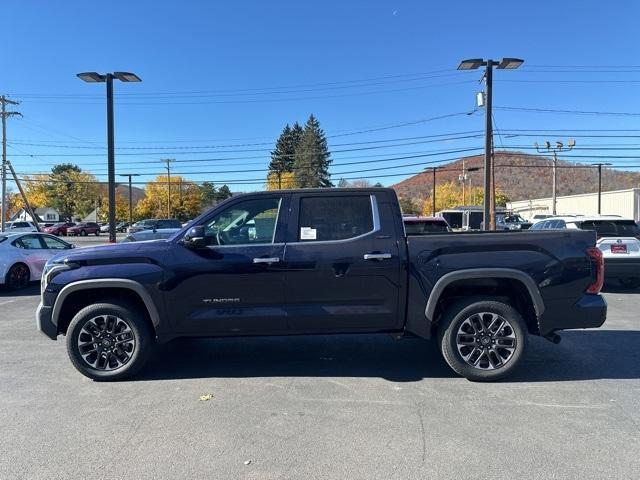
[495,106,640,116]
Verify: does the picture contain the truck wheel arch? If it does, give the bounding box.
[425,268,545,322]
[52,279,161,333]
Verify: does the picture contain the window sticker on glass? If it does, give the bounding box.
[300,227,317,240]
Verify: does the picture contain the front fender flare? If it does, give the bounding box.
[51,278,161,328]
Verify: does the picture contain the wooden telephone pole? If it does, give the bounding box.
[1,96,21,232]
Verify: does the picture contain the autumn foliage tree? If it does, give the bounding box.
[421,182,509,214]
[22,164,101,220]
[136,176,205,221]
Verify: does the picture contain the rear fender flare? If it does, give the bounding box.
[425,268,544,321]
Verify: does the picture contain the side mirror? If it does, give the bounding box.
[181,225,206,249]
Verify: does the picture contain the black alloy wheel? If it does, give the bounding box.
[6,263,30,290]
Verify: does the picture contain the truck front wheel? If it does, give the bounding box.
[66,301,154,381]
[437,298,528,382]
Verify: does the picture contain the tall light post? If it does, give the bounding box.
[535,139,575,215]
[77,71,141,242]
[119,173,140,225]
[458,58,524,230]
[593,162,612,214]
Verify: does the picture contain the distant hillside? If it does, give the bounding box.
[115,185,145,204]
[392,151,640,202]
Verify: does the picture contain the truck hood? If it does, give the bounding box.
[50,239,173,266]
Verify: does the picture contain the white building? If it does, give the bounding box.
[10,207,61,223]
[508,188,640,221]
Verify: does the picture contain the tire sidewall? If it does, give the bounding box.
[6,263,30,290]
[66,302,153,381]
[439,298,528,382]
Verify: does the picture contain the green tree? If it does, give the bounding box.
[44,164,101,221]
[292,114,332,188]
[267,122,305,188]
[399,196,421,215]
[199,182,218,208]
[215,185,232,201]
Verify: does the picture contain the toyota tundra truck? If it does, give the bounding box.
[36,188,606,381]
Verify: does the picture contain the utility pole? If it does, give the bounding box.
[457,58,524,230]
[1,96,21,232]
[593,162,612,215]
[162,159,174,218]
[424,166,437,216]
[459,158,467,205]
[535,140,576,216]
[119,173,140,224]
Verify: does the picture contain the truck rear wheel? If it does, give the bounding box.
[437,298,527,382]
[66,301,153,381]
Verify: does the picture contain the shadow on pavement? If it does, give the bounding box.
[137,329,640,383]
[0,283,40,297]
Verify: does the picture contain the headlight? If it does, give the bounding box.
[508,224,522,230]
[41,260,77,294]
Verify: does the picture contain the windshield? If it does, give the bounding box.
[579,220,640,237]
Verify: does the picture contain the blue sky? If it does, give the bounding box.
[3,0,640,191]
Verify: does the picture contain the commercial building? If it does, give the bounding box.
[507,188,640,221]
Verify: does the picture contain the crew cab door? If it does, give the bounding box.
[165,194,289,335]
[282,192,402,332]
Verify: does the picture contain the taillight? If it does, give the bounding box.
[586,247,604,294]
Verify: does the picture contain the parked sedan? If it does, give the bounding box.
[127,218,182,234]
[66,222,100,236]
[119,228,181,243]
[43,222,76,236]
[531,215,640,288]
[0,232,74,289]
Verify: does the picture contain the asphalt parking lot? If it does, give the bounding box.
[62,232,128,247]
[1,286,639,480]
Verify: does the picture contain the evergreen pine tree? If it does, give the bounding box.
[292,114,332,188]
[268,124,293,177]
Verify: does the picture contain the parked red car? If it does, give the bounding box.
[43,222,76,236]
[66,222,100,236]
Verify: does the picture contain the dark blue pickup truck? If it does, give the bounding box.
[37,188,606,381]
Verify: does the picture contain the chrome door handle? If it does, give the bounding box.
[363,253,392,260]
[253,257,280,264]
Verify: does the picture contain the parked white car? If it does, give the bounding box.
[530,216,640,288]
[5,221,39,232]
[0,232,74,289]
[119,228,181,243]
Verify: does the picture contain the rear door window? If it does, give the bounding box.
[13,235,45,249]
[298,195,374,241]
[579,220,640,237]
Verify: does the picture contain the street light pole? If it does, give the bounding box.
[77,71,141,243]
[119,173,140,224]
[484,61,494,229]
[593,162,612,214]
[458,58,523,231]
[105,74,116,243]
